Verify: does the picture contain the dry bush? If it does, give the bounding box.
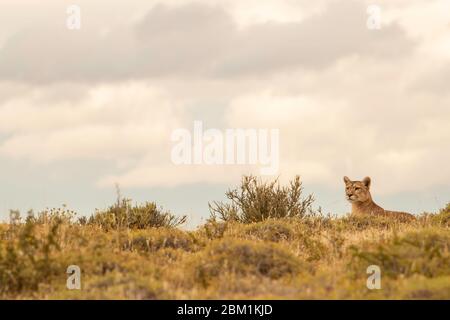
[87,199,186,231]
[429,202,450,227]
[30,206,77,225]
[0,216,62,295]
[209,175,314,223]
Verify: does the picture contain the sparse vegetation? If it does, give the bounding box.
[0,176,448,299]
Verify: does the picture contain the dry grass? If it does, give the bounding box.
[0,178,448,300]
[0,206,448,299]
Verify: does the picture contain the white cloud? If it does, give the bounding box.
[0,0,448,201]
[97,163,254,188]
[221,59,450,194]
[0,82,186,163]
[0,1,414,82]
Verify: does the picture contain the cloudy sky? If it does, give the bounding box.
[0,0,449,227]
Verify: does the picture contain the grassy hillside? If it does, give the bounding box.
[0,177,449,299]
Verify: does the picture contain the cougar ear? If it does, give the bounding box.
[362,176,371,188]
[343,176,351,184]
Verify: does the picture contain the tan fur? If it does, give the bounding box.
[343,176,415,221]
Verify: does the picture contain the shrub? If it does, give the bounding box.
[0,218,62,295]
[30,206,77,225]
[430,203,450,227]
[209,175,314,223]
[87,199,186,231]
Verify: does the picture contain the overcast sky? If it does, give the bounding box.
[0,0,449,227]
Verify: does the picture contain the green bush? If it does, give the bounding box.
[87,199,186,231]
[209,175,314,223]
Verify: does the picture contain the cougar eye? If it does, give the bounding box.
[355,187,361,191]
